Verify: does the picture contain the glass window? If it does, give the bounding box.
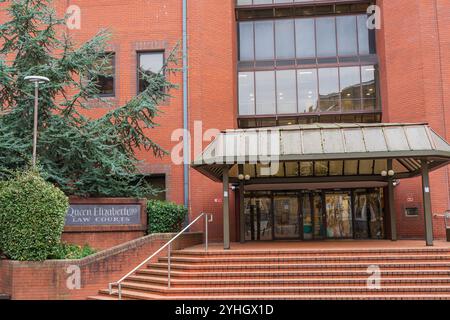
[357,14,370,55]
[138,51,164,93]
[297,69,318,113]
[255,71,276,115]
[275,19,295,59]
[239,72,255,115]
[316,17,336,57]
[340,66,361,111]
[318,67,339,112]
[239,22,254,61]
[295,18,316,58]
[337,16,357,56]
[361,65,376,110]
[255,20,274,60]
[276,70,297,114]
[93,53,115,97]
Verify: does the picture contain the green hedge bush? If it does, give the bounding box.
[0,170,69,261]
[147,200,187,234]
[48,243,96,260]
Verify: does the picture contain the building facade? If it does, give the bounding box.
[3,0,448,242]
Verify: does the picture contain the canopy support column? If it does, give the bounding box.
[387,159,397,241]
[223,166,230,250]
[238,164,245,244]
[421,160,434,246]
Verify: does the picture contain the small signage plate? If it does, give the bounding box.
[65,204,142,226]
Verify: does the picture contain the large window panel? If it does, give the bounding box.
[239,22,254,61]
[357,14,370,55]
[239,72,255,115]
[318,67,340,112]
[337,16,357,56]
[298,69,318,113]
[255,71,276,115]
[295,18,316,59]
[275,20,295,59]
[316,17,336,57]
[362,65,376,110]
[255,21,274,60]
[340,66,361,112]
[276,70,297,114]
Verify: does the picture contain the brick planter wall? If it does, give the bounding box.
[0,232,203,300]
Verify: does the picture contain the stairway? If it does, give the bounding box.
[89,246,450,300]
[0,294,10,300]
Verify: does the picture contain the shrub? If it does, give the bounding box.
[0,170,69,261]
[48,243,96,260]
[147,200,187,234]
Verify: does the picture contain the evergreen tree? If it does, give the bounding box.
[0,0,178,197]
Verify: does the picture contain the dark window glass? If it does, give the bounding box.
[255,71,276,115]
[239,72,255,115]
[340,66,361,112]
[298,69,318,113]
[318,67,339,112]
[295,18,316,58]
[239,22,254,61]
[337,16,357,56]
[138,51,164,93]
[93,53,115,97]
[255,20,274,60]
[275,19,295,59]
[316,17,336,57]
[276,70,297,114]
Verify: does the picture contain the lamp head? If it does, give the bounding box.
[24,76,50,84]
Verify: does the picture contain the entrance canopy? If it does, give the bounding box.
[192,123,450,183]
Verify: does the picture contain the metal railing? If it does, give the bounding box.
[108,212,212,300]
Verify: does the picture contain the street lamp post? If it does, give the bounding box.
[24,76,50,168]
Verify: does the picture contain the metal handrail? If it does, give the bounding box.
[108,212,212,300]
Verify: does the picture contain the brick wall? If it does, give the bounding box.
[377,0,450,239]
[0,232,203,300]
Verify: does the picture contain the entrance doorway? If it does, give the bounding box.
[244,188,385,241]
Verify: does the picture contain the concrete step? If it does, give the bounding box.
[136,268,450,279]
[148,261,450,271]
[175,248,450,257]
[109,282,450,295]
[92,289,450,300]
[159,254,450,264]
[126,274,450,287]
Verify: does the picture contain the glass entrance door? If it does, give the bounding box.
[244,195,272,241]
[353,189,384,239]
[273,194,300,239]
[325,192,353,238]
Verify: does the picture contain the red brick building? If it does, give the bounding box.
[3,0,449,243]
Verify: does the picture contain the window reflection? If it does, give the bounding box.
[357,15,370,55]
[275,20,295,59]
[295,18,315,58]
[239,72,255,115]
[239,22,254,61]
[340,66,361,112]
[255,71,276,114]
[298,69,318,113]
[255,21,274,60]
[337,16,357,56]
[318,68,340,112]
[276,70,297,114]
[316,17,336,57]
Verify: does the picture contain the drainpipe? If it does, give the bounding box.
[182,0,190,219]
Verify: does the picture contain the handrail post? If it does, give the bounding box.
[118,283,122,300]
[205,213,208,252]
[167,242,171,288]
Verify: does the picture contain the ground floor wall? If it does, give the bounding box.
[0,232,203,300]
